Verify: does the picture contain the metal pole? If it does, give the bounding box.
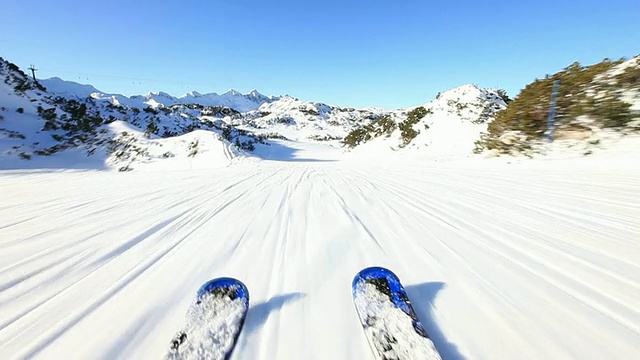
[28,65,38,82]
[547,79,560,141]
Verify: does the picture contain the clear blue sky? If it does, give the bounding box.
[2,0,638,108]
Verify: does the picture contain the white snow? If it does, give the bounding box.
[166,294,247,360]
[177,89,278,113]
[346,84,507,159]
[1,150,639,359]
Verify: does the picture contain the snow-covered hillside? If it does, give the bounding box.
[240,95,381,141]
[344,84,507,160]
[0,59,277,171]
[2,54,524,172]
[4,55,640,171]
[407,85,506,158]
[478,56,640,158]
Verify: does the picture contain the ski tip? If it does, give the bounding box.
[353,266,399,285]
[197,277,249,304]
[352,266,404,297]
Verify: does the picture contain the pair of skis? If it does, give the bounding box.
[166,267,441,360]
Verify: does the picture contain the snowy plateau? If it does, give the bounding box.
[1,57,640,359]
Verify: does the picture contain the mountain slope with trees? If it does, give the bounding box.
[478,56,640,155]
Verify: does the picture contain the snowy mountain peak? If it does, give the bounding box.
[257,95,327,114]
[436,84,486,102]
[176,89,278,112]
[148,91,174,98]
[182,90,205,98]
[36,78,279,112]
[223,89,241,96]
[145,91,179,107]
[424,84,507,115]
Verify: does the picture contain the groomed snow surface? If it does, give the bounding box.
[1,143,640,360]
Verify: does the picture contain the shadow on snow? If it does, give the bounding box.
[406,281,466,360]
[0,138,338,172]
[0,150,111,172]
[238,284,463,359]
[243,292,306,334]
[251,141,338,163]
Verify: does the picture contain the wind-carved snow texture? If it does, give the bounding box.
[166,293,246,360]
[354,281,441,360]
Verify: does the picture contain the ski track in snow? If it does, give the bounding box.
[1,160,639,359]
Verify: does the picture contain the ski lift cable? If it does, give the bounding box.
[38,67,214,88]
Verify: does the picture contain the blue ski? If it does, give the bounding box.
[353,267,441,360]
[166,278,249,360]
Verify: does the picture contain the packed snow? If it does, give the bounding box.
[1,148,639,359]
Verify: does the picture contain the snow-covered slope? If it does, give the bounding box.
[0,57,515,170]
[1,157,639,359]
[240,95,380,141]
[407,84,506,157]
[599,56,640,111]
[4,55,640,170]
[1,59,266,171]
[348,84,507,159]
[103,123,248,172]
[35,76,515,162]
[479,55,640,158]
[0,62,66,165]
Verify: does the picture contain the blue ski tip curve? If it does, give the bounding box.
[352,266,403,298]
[196,277,249,307]
[353,266,429,338]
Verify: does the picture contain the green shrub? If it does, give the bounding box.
[188,139,199,157]
[496,89,511,104]
[143,106,159,115]
[483,57,635,152]
[616,65,640,88]
[398,106,428,146]
[145,119,159,138]
[343,114,397,148]
[343,127,373,147]
[37,106,57,122]
[407,106,429,123]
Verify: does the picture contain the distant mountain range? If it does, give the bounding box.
[0,55,515,170]
[13,54,635,171]
[40,77,281,112]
